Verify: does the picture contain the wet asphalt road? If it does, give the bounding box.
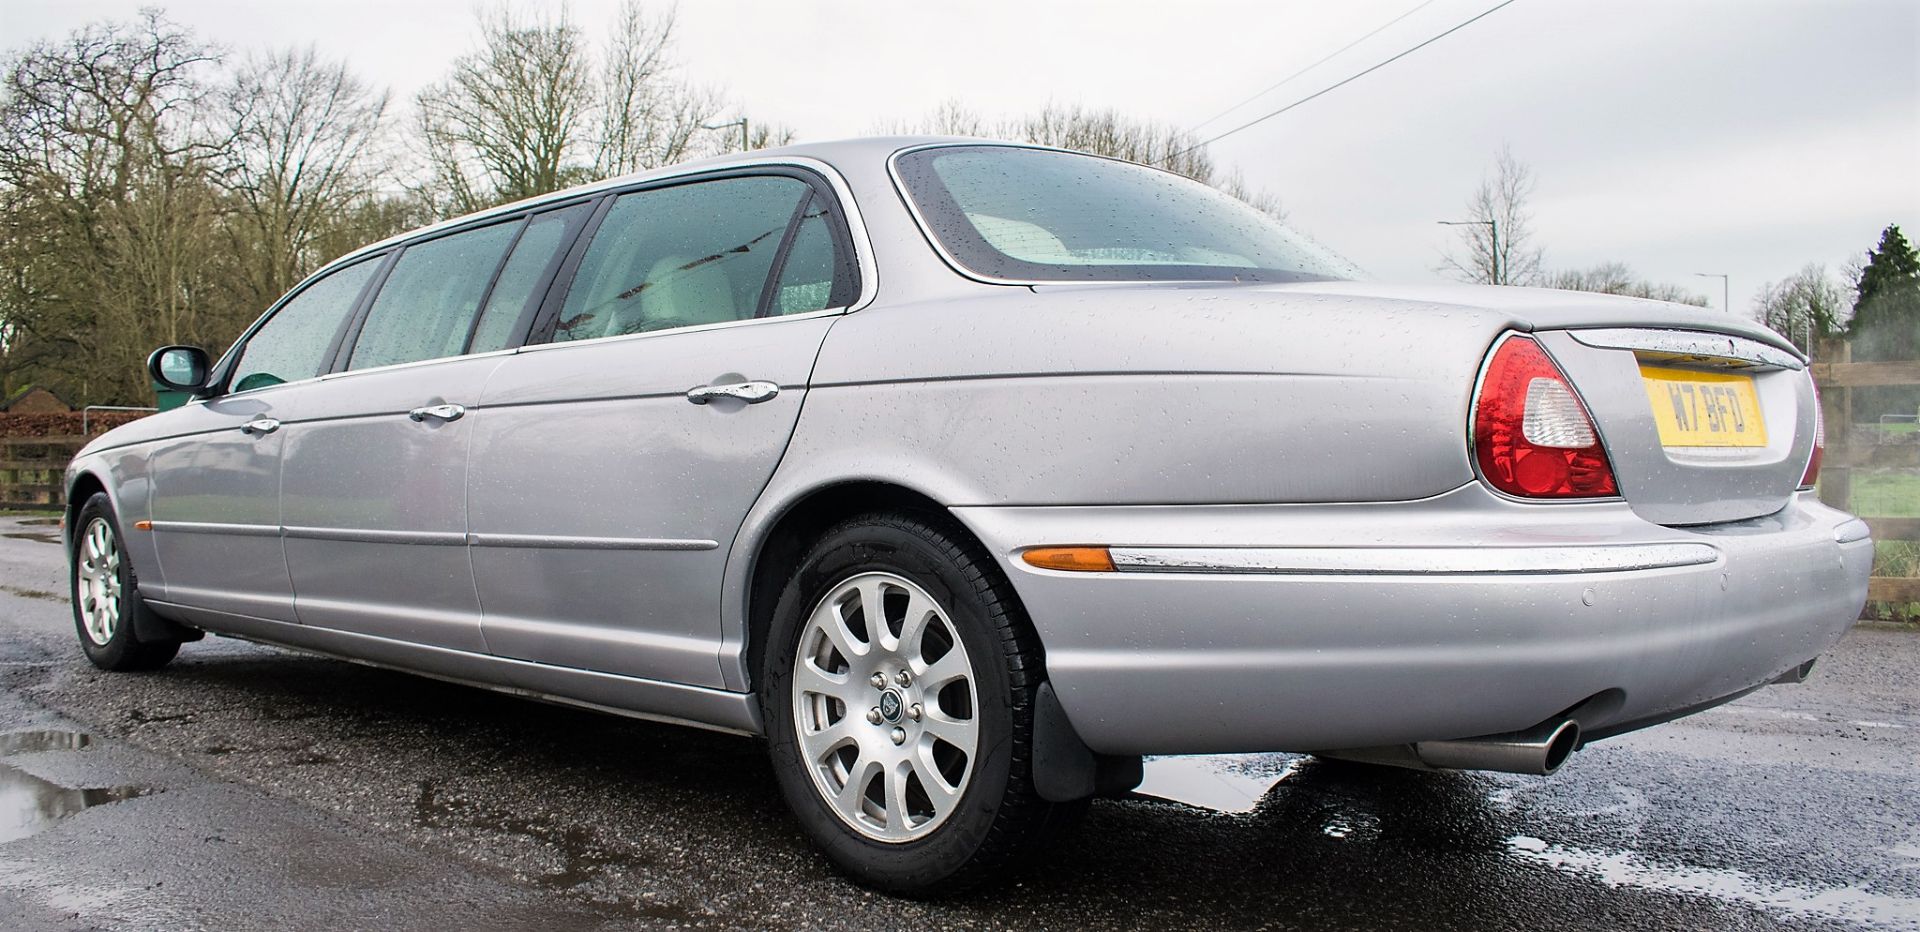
[0,516,1916,931]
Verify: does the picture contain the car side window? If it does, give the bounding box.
[347,221,520,371]
[228,257,382,394]
[468,202,593,355]
[550,176,813,343]
[767,194,854,316]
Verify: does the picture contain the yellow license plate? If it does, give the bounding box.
[1640,365,1768,447]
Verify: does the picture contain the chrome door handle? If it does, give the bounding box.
[685,381,780,405]
[240,418,280,435]
[408,403,466,423]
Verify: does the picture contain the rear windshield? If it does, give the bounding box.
[893,145,1359,284]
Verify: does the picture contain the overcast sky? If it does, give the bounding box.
[7,0,1918,316]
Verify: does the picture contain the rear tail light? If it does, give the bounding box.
[1471,334,1619,499]
[1799,383,1824,489]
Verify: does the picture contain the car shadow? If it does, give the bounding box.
[77,648,1774,930]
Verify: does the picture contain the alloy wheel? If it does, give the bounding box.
[790,571,979,843]
[76,516,122,646]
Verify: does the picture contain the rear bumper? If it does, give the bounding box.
[954,486,1873,756]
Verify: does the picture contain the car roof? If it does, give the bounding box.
[334,135,989,267]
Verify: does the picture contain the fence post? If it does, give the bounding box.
[1817,338,1852,510]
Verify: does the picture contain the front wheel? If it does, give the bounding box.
[761,513,1081,894]
[70,493,179,671]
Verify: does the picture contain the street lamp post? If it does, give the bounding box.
[703,118,749,152]
[1439,220,1499,284]
[1693,272,1729,315]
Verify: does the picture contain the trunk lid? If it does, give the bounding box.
[1534,327,1816,526]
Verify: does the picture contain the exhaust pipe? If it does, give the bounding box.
[1319,718,1582,776]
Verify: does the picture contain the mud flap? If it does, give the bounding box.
[1032,681,1141,802]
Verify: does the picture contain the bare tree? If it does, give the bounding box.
[220,46,393,309]
[1544,262,1707,306]
[1442,145,1544,285]
[0,11,229,404]
[1755,263,1850,354]
[417,2,769,214]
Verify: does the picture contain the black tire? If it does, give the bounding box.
[69,492,179,672]
[760,511,1082,895]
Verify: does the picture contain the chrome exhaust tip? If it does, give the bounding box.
[1771,658,1817,685]
[1318,718,1583,776]
[1414,718,1582,776]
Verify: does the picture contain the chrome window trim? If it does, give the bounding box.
[208,157,876,392]
[1105,543,1721,576]
[1568,328,1804,371]
[514,304,846,355]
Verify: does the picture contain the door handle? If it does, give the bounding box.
[685,381,780,405]
[408,403,466,423]
[240,417,280,435]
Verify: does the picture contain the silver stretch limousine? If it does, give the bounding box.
[65,138,1872,893]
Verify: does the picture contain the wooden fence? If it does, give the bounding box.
[0,435,86,511]
[1811,340,1920,611]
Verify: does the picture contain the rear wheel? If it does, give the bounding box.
[71,493,179,672]
[761,512,1080,894]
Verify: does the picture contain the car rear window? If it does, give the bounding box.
[893,144,1359,284]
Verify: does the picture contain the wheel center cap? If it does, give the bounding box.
[878,688,904,724]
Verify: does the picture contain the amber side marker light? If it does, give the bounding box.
[1021,546,1115,572]
[133,521,152,531]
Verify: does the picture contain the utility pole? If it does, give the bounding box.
[1693,272,1730,315]
[704,118,749,152]
[1440,219,1499,284]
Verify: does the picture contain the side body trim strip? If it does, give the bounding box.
[1106,543,1721,576]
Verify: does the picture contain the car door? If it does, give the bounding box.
[147,256,386,622]
[466,172,860,687]
[276,204,595,653]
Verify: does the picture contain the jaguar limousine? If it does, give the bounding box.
[65,137,1872,893]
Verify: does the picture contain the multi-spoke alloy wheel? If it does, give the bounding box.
[763,513,1083,894]
[75,516,122,646]
[68,492,180,672]
[792,571,979,842]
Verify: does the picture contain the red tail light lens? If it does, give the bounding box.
[1472,335,1619,499]
[1799,383,1823,489]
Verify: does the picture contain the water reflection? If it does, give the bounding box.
[0,730,147,844]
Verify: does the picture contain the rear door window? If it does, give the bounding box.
[347,221,520,370]
[549,176,819,343]
[228,257,382,394]
[766,194,855,315]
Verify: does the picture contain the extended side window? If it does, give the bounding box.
[550,176,828,343]
[347,221,520,370]
[228,257,382,394]
[468,202,594,354]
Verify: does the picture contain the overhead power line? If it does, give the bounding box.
[1188,0,1443,135]
[1167,0,1526,164]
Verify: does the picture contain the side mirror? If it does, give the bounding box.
[146,345,210,394]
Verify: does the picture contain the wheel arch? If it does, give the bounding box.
[735,479,968,696]
[64,470,110,546]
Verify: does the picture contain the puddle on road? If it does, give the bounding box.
[1129,754,1300,813]
[1,531,60,544]
[1508,835,1920,930]
[0,730,149,844]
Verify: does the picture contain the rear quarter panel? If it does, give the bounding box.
[785,285,1498,507]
